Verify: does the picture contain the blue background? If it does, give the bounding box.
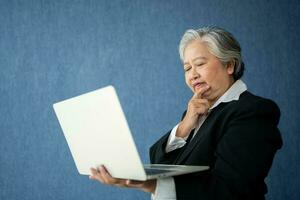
[1,0,299,199]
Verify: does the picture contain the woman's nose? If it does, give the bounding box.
[190,67,200,79]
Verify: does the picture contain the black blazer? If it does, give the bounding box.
[150,91,282,200]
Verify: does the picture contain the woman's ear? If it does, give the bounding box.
[226,60,235,75]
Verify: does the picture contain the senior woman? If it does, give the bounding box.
[89,27,282,200]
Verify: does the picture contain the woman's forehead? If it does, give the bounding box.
[183,40,210,61]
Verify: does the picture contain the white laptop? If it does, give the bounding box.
[53,86,209,181]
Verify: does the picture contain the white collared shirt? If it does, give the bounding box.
[152,80,247,200]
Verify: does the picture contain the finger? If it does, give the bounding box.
[192,98,209,105]
[126,180,157,193]
[125,180,145,188]
[194,99,210,108]
[190,101,210,114]
[90,167,105,183]
[195,85,210,98]
[99,166,125,185]
[115,180,132,188]
[98,166,114,184]
[193,84,210,99]
[90,167,99,179]
[190,99,210,110]
[195,107,209,115]
[91,167,106,182]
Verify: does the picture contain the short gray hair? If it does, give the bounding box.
[179,26,244,80]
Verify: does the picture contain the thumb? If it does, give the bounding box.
[126,180,145,188]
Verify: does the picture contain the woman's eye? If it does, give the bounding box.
[196,63,204,67]
[184,67,191,72]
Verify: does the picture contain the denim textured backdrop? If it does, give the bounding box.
[0,0,299,199]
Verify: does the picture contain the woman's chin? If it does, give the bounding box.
[196,88,210,97]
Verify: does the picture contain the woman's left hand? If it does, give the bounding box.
[89,165,157,193]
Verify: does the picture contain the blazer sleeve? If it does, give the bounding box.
[150,111,187,164]
[174,99,283,200]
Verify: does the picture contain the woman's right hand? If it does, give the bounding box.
[176,85,211,138]
[90,165,157,194]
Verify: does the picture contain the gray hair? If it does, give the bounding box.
[179,26,244,80]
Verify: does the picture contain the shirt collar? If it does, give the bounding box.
[210,79,247,110]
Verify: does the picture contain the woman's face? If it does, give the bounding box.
[183,39,235,105]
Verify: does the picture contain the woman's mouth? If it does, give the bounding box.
[194,82,208,90]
